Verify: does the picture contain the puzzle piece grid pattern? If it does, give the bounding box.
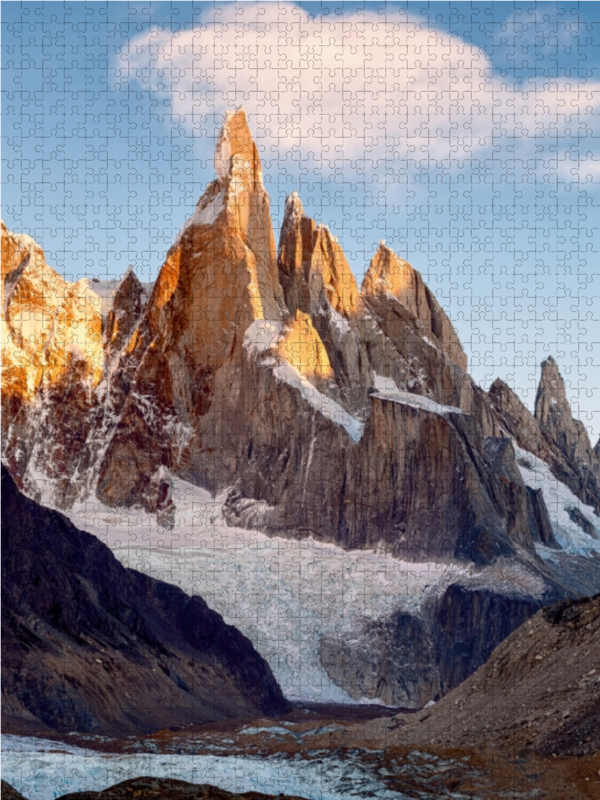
[3,1,599,436]
[1,2,600,798]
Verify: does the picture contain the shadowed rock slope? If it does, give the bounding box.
[361,593,600,756]
[2,781,308,800]
[489,357,600,516]
[1,465,289,736]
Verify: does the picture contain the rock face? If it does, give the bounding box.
[372,592,600,757]
[3,110,600,713]
[489,359,600,515]
[320,569,554,708]
[93,107,288,509]
[2,110,550,567]
[3,113,596,559]
[277,192,370,412]
[1,782,25,800]
[361,243,467,372]
[103,269,148,363]
[1,465,289,736]
[1,222,105,507]
[535,357,600,511]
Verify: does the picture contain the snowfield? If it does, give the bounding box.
[67,480,465,704]
[514,444,600,556]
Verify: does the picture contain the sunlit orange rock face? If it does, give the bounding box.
[93,108,288,507]
[3,108,596,568]
[142,108,284,375]
[278,310,334,384]
[1,223,103,400]
[277,192,371,412]
[278,192,360,318]
[361,242,468,372]
[1,222,105,505]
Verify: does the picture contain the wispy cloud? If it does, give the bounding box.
[556,156,600,182]
[113,3,600,168]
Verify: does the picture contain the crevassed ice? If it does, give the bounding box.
[68,479,463,704]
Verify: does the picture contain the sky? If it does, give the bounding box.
[2,1,599,439]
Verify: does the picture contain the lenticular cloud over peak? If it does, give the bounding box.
[115,3,600,167]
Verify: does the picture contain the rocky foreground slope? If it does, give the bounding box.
[1,464,289,736]
[2,108,600,709]
[1,780,307,800]
[351,593,600,757]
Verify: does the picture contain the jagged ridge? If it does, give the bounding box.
[2,109,600,712]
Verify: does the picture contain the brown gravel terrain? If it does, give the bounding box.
[355,592,600,757]
[3,597,598,800]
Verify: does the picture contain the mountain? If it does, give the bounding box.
[1,464,289,736]
[489,357,600,516]
[361,592,600,757]
[2,108,600,710]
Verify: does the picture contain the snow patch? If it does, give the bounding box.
[15,232,41,253]
[173,191,226,247]
[274,360,364,443]
[325,304,351,336]
[214,124,233,180]
[371,377,464,420]
[244,320,363,441]
[243,319,285,359]
[514,443,600,556]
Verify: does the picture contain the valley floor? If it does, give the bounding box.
[3,708,599,800]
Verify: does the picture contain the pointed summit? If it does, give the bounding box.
[214,106,263,186]
[284,190,305,218]
[174,109,280,312]
[278,192,359,317]
[362,243,431,324]
[362,243,467,371]
[165,109,283,325]
[533,356,593,468]
[104,267,146,361]
[535,356,569,426]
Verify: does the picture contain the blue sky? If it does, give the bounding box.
[2,1,599,438]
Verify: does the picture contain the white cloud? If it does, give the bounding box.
[113,3,600,166]
[556,156,600,182]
